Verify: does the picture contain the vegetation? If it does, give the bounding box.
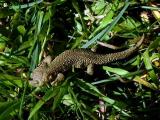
[0,0,160,119]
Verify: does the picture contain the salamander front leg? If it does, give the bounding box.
[72,61,84,72]
[51,73,64,86]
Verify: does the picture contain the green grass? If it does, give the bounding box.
[0,0,160,119]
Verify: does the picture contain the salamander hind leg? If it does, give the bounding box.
[87,64,94,75]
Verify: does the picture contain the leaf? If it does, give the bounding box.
[91,0,107,14]
[52,85,68,111]
[143,50,158,84]
[17,39,33,52]
[103,66,129,76]
[62,94,74,106]
[28,11,44,58]
[72,0,88,33]
[82,2,130,48]
[0,34,7,51]
[10,0,43,10]
[0,73,23,88]
[0,8,14,18]
[17,25,26,35]
[29,43,40,72]
[36,11,44,35]
[0,101,20,120]
[75,19,83,34]
[77,79,104,97]
[77,79,130,116]
[89,1,115,39]
[92,70,144,85]
[89,9,114,39]
[148,37,160,50]
[133,76,158,90]
[0,34,10,42]
[0,41,6,52]
[28,86,60,119]
[113,17,141,32]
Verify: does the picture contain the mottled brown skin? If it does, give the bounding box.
[30,35,144,87]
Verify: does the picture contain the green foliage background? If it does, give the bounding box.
[0,0,160,119]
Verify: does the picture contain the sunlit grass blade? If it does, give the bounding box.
[28,11,44,58]
[0,73,23,88]
[143,50,158,84]
[103,66,130,76]
[92,70,144,85]
[10,0,43,10]
[133,76,158,90]
[82,1,130,48]
[29,44,39,72]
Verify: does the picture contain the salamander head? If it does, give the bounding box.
[29,67,47,87]
[29,56,54,87]
[29,61,53,87]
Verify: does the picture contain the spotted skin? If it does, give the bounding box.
[30,35,144,87]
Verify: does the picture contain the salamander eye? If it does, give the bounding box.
[48,75,53,81]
